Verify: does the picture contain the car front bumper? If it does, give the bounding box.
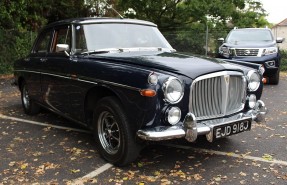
[137,100,267,142]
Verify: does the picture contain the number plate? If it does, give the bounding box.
[213,119,252,139]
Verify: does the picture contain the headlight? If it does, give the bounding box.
[262,47,278,56]
[219,46,230,57]
[247,70,260,91]
[167,107,181,125]
[162,77,184,104]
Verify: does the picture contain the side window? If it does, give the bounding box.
[34,30,52,53]
[75,25,87,53]
[52,26,71,53]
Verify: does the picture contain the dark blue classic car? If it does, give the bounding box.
[14,18,267,166]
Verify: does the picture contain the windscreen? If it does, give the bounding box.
[75,23,173,52]
[226,29,273,43]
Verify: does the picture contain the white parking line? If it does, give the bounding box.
[1,113,286,182]
[162,143,287,166]
[0,114,91,133]
[71,163,113,184]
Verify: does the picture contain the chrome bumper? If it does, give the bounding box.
[137,100,267,142]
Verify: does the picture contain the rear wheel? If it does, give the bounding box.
[20,82,40,115]
[269,70,280,85]
[93,97,141,166]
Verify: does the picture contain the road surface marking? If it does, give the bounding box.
[162,143,287,166]
[1,113,287,182]
[71,163,113,184]
[0,114,91,133]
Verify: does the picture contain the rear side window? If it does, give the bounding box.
[33,30,52,53]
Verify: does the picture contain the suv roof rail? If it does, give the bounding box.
[233,27,238,30]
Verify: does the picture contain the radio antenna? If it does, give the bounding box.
[102,0,124,19]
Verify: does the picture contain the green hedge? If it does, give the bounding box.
[0,29,36,74]
[280,50,287,71]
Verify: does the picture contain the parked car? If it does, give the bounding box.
[218,28,284,84]
[14,18,267,166]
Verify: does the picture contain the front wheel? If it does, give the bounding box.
[20,82,40,115]
[93,97,141,166]
[268,70,280,85]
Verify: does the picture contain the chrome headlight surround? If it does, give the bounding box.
[247,70,260,92]
[166,107,181,125]
[262,47,278,56]
[162,77,184,104]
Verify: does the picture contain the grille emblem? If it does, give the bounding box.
[244,50,251,55]
[224,75,230,85]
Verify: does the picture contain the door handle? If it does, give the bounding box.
[24,58,30,62]
[40,58,47,62]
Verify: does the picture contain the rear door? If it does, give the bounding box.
[25,29,53,102]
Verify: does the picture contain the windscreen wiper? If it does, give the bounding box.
[81,48,123,55]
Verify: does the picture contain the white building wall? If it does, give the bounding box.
[272,26,287,50]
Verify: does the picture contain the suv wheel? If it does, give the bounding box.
[269,70,280,85]
[93,97,141,166]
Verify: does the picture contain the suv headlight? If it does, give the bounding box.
[219,46,230,57]
[162,77,184,104]
[247,70,260,91]
[262,47,278,56]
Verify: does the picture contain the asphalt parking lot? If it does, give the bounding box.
[0,74,287,185]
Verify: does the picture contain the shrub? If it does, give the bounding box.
[0,29,35,74]
[280,50,287,71]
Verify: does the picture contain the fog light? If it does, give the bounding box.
[167,107,181,125]
[266,61,275,67]
[248,94,257,109]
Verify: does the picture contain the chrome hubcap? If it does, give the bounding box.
[98,111,120,154]
[22,86,30,109]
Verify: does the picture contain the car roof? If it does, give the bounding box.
[44,17,157,29]
[232,28,271,31]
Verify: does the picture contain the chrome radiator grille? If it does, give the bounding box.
[189,72,246,120]
[235,49,259,56]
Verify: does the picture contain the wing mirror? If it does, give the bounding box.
[218,38,224,43]
[276,37,284,43]
[56,44,70,56]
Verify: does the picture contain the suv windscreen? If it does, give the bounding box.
[226,29,273,44]
[74,23,173,53]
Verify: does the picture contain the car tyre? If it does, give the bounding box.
[93,97,141,166]
[269,70,280,85]
[20,82,40,115]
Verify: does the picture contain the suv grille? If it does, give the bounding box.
[189,72,246,120]
[235,49,259,56]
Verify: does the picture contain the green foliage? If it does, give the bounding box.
[0,29,36,74]
[0,0,272,74]
[118,0,269,55]
[280,50,287,71]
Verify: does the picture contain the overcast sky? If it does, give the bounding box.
[260,0,286,23]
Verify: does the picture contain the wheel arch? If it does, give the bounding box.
[17,76,25,90]
[84,85,124,128]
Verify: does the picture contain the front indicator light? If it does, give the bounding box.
[140,89,156,97]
